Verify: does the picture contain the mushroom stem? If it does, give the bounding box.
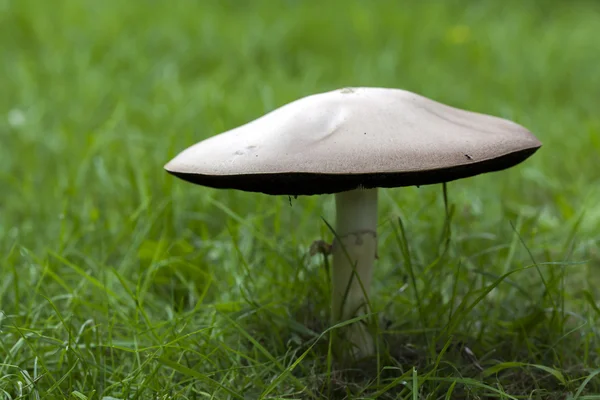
[332,188,378,358]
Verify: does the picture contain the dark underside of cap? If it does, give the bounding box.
[166,146,540,196]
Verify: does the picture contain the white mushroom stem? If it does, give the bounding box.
[332,188,378,357]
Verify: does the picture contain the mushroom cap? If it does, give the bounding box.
[165,87,541,196]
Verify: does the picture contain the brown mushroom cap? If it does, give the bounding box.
[165,87,541,195]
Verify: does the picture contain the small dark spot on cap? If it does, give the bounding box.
[464,154,473,160]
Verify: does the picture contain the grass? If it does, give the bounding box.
[1,0,599,398]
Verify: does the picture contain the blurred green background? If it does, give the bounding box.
[1,0,599,398]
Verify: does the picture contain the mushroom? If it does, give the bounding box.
[164,87,542,358]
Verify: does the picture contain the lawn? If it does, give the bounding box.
[1,0,599,398]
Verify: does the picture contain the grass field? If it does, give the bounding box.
[1,0,600,398]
